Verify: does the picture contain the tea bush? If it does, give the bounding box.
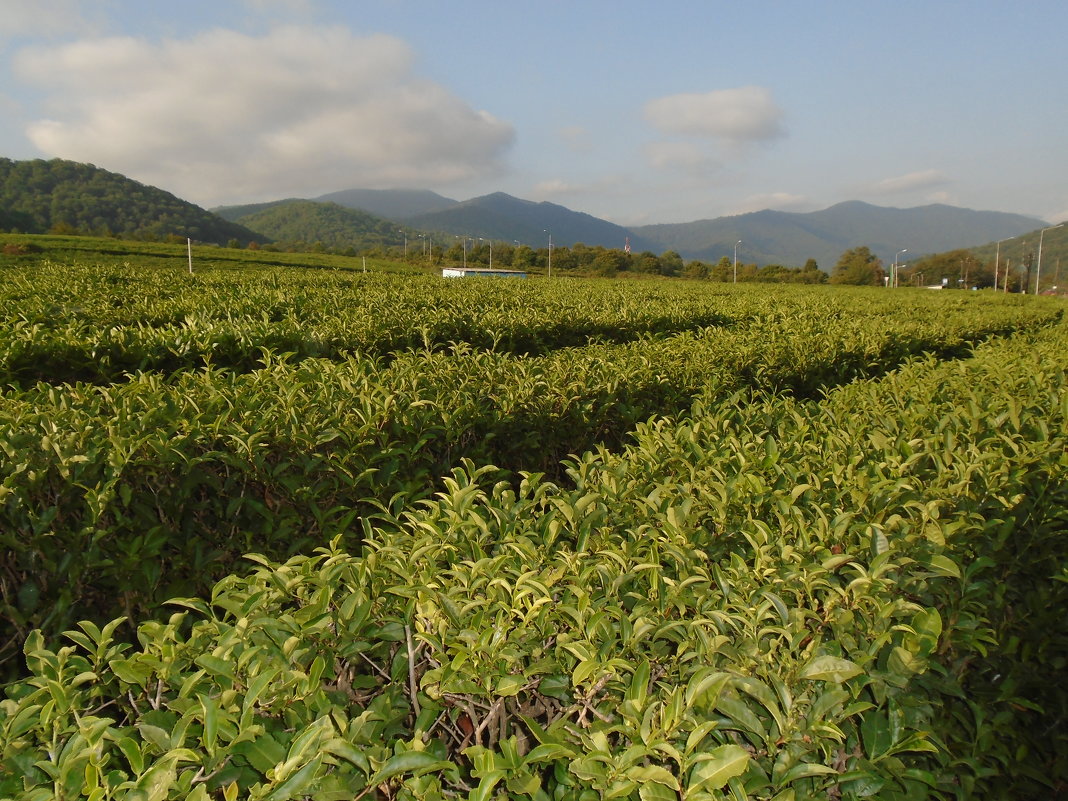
[2,319,1066,799]
[0,262,1057,385]
[1,284,1060,676]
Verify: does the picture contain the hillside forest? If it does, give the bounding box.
[0,158,260,246]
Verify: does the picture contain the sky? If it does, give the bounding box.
[2,0,1066,227]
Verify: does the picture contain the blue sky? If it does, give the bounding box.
[2,0,1065,226]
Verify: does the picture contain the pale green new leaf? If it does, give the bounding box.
[688,744,750,792]
[799,655,863,683]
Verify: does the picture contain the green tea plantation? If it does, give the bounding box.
[1,243,1066,800]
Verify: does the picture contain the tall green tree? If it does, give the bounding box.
[830,246,884,285]
[659,250,684,277]
[710,256,732,282]
[632,251,661,274]
[681,260,710,280]
[591,249,627,277]
[511,245,535,269]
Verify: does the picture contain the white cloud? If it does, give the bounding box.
[644,141,720,174]
[1,0,95,38]
[15,25,515,205]
[643,86,785,146]
[869,169,950,195]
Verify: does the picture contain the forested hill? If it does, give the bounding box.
[0,158,262,246]
[217,199,405,251]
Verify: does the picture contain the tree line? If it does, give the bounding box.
[828,245,1065,292]
[374,238,829,283]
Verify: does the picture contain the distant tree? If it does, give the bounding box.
[633,251,661,274]
[469,242,490,266]
[591,250,627,277]
[494,243,515,266]
[681,260,710,280]
[710,256,732,282]
[444,241,466,264]
[549,245,577,271]
[736,263,759,282]
[512,245,535,269]
[830,246,883,285]
[571,243,598,270]
[48,220,78,235]
[659,250,684,277]
[797,260,828,284]
[756,264,788,283]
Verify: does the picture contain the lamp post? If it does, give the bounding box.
[480,237,493,269]
[544,229,552,278]
[893,249,907,287]
[993,236,1014,292]
[398,230,407,257]
[733,240,741,284]
[1035,222,1065,294]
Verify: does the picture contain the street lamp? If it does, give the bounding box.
[733,240,742,284]
[480,237,493,269]
[398,230,407,257]
[993,236,1015,292]
[1035,222,1065,294]
[893,249,907,287]
[544,229,552,278]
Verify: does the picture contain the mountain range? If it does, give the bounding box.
[217,188,1042,269]
[631,202,1044,269]
[0,158,1052,269]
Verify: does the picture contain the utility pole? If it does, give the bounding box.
[1035,223,1065,294]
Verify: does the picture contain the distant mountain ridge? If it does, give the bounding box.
[315,188,459,220]
[218,199,408,251]
[311,188,1042,267]
[1,157,1047,267]
[402,192,654,252]
[631,201,1044,268]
